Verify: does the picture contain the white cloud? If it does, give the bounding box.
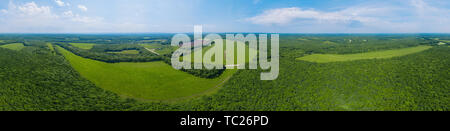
[246,7,378,25]
[408,0,450,32]
[245,0,450,33]
[54,0,69,7]
[16,2,55,17]
[0,2,97,32]
[62,10,101,23]
[1,9,7,14]
[0,2,60,32]
[72,15,102,23]
[78,5,88,12]
[62,11,74,17]
[0,1,152,33]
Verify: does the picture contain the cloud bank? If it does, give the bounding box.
[0,1,149,33]
[77,5,87,12]
[0,0,448,33]
[246,0,450,33]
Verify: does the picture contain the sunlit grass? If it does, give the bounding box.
[69,43,95,50]
[56,46,236,101]
[297,45,432,63]
[0,43,24,51]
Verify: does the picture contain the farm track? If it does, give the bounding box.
[144,47,160,55]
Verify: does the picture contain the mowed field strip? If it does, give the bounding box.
[56,46,236,101]
[182,40,258,65]
[107,50,140,54]
[297,45,432,63]
[69,43,95,50]
[139,43,175,55]
[0,43,25,51]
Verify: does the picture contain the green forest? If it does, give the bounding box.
[0,34,448,111]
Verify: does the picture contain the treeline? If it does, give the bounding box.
[0,34,172,45]
[56,43,163,63]
[90,44,152,54]
[180,66,225,79]
[161,57,225,78]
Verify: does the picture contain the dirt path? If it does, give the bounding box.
[144,47,160,55]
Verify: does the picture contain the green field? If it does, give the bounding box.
[47,43,54,51]
[107,50,140,54]
[140,39,167,43]
[0,43,25,51]
[297,45,432,63]
[69,43,95,50]
[139,43,175,55]
[56,46,236,100]
[438,41,447,45]
[182,40,258,65]
[323,41,337,45]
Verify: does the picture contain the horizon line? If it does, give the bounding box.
[1,32,450,35]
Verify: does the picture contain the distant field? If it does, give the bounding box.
[139,43,175,55]
[297,45,432,63]
[56,46,236,100]
[297,38,310,41]
[47,43,54,51]
[69,43,95,49]
[323,41,337,45]
[140,39,167,43]
[107,50,140,54]
[182,40,258,66]
[0,43,25,51]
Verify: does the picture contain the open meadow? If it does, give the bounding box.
[0,43,25,51]
[56,46,235,100]
[297,45,432,63]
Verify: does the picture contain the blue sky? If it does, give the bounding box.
[0,0,449,33]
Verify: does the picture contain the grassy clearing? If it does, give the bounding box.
[182,40,258,66]
[0,43,25,51]
[438,41,447,45]
[69,43,95,50]
[56,46,236,101]
[47,43,55,52]
[297,45,432,63]
[107,50,140,54]
[47,43,54,51]
[323,41,337,45]
[140,39,167,43]
[297,38,310,41]
[139,43,175,55]
[47,43,56,55]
